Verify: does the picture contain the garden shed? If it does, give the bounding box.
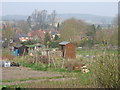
[59,41,76,59]
[14,44,28,56]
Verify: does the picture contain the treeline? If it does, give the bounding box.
[3,9,58,34]
[2,9,118,48]
[59,18,118,48]
[27,9,57,30]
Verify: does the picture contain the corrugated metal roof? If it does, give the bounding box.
[14,44,23,48]
[59,41,70,45]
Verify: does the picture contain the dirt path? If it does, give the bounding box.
[1,66,72,85]
[1,66,63,81]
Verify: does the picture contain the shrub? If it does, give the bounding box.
[2,49,15,60]
[90,52,119,88]
[21,40,39,45]
[51,41,59,48]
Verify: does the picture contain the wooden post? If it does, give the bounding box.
[22,48,26,59]
[62,49,66,68]
[48,50,51,67]
[51,56,56,69]
[23,48,25,56]
[35,50,38,65]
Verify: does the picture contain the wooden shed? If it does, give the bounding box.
[59,41,76,59]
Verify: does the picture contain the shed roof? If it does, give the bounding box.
[14,44,27,48]
[59,41,70,45]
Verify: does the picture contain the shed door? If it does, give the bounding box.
[61,45,65,57]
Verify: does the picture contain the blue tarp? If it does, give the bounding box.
[15,49,18,56]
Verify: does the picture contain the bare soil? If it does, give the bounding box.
[1,66,76,85]
[1,66,63,80]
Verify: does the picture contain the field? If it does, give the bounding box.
[1,67,91,88]
[1,48,119,88]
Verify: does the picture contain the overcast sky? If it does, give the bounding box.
[2,2,118,17]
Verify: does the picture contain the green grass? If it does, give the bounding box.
[17,58,73,73]
[3,72,92,88]
[76,49,94,56]
[76,49,118,56]
[2,48,118,88]
[18,59,48,71]
[2,76,65,83]
[48,68,69,72]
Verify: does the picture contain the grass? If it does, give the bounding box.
[76,49,94,56]
[76,49,118,56]
[2,72,92,88]
[2,48,118,88]
[2,76,65,83]
[6,80,90,88]
[21,62,48,71]
[48,68,69,72]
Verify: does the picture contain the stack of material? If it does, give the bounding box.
[74,64,85,71]
[0,61,20,67]
[65,61,85,71]
[81,65,90,73]
[64,60,90,73]
[0,61,11,67]
[10,62,20,67]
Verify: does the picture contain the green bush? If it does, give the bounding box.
[51,41,59,48]
[81,40,94,48]
[21,40,39,45]
[19,59,48,71]
[90,52,119,88]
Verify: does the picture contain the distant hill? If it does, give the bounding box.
[0,15,28,21]
[58,14,113,24]
[1,14,114,24]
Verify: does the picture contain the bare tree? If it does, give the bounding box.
[17,20,30,34]
[2,22,15,46]
[27,9,56,30]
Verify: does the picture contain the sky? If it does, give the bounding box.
[1,2,118,17]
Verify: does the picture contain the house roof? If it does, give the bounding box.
[27,30,46,38]
[19,34,29,37]
[59,41,70,45]
[50,30,59,35]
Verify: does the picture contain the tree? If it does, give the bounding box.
[86,24,96,45]
[27,16,32,29]
[50,10,56,27]
[27,9,56,30]
[57,22,60,30]
[96,25,102,30]
[2,22,15,46]
[21,40,38,45]
[17,20,30,34]
[54,34,59,41]
[60,18,89,43]
[95,28,118,46]
[44,32,51,48]
[86,24,96,36]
